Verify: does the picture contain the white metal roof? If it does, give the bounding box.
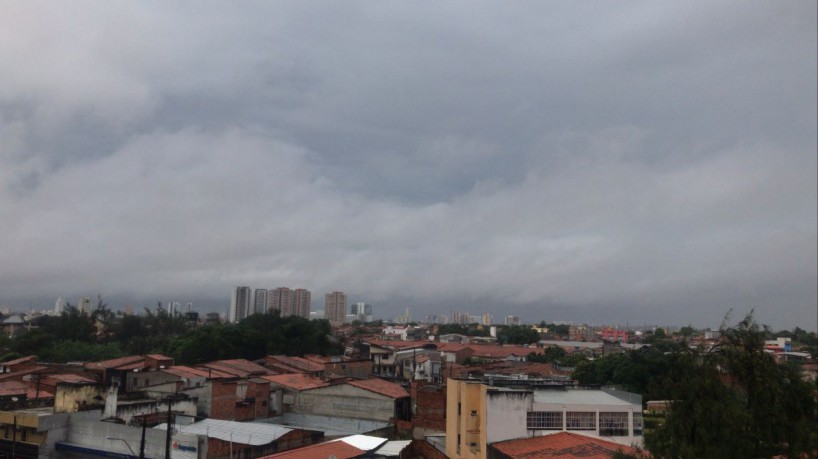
[155,418,292,446]
[374,440,411,456]
[335,434,387,451]
[533,389,636,407]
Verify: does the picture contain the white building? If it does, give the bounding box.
[446,379,643,459]
[228,286,252,323]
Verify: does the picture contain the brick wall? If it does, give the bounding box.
[412,382,446,432]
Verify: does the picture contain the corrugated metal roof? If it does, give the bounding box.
[336,434,387,451]
[533,389,636,406]
[373,440,411,456]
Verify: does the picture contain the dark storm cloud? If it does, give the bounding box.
[0,1,814,329]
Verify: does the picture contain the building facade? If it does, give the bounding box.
[228,286,252,323]
[292,289,311,319]
[445,379,643,459]
[267,288,293,316]
[253,289,268,316]
[324,291,347,326]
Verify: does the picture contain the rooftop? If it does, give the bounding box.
[262,373,330,391]
[155,418,292,446]
[532,389,638,407]
[347,378,409,399]
[490,431,642,459]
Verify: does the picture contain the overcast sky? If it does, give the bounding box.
[1,1,815,330]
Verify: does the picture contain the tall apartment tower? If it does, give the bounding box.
[253,289,268,315]
[324,291,347,326]
[292,288,311,319]
[267,287,293,316]
[351,302,373,322]
[228,286,252,323]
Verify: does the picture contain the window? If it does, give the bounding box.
[599,412,629,436]
[527,411,563,430]
[632,412,643,436]
[566,412,596,431]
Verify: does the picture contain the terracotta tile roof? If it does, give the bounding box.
[365,339,431,350]
[262,373,330,390]
[258,440,365,459]
[201,359,271,377]
[0,366,47,381]
[466,344,536,358]
[0,355,36,367]
[0,381,27,397]
[44,373,96,384]
[145,354,173,360]
[347,378,409,399]
[164,365,232,380]
[437,343,470,352]
[490,432,643,459]
[265,355,323,373]
[84,355,145,371]
[27,388,54,399]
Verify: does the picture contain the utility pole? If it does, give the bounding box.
[11,416,16,459]
[139,417,146,459]
[164,400,173,459]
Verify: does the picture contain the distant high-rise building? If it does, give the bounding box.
[324,291,347,326]
[253,289,267,315]
[268,287,293,316]
[396,307,411,325]
[55,297,66,315]
[167,302,181,316]
[185,302,193,313]
[505,315,520,326]
[78,297,93,315]
[292,288,311,318]
[351,302,373,322]
[482,313,492,325]
[228,286,252,323]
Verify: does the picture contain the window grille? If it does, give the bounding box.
[566,412,596,430]
[526,411,563,430]
[599,412,629,436]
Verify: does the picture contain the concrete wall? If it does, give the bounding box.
[291,384,396,422]
[54,384,105,413]
[485,390,530,445]
[446,380,487,459]
[114,399,198,425]
[65,417,205,459]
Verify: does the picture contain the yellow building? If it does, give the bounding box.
[446,378,643,459]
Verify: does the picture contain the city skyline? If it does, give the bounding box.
[0,3,815,331]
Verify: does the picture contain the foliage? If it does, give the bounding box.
[528,346,588,368]
[497,325,540,345]
[645,313,818,458]
[6,308,338,365]
[436,323,490,337]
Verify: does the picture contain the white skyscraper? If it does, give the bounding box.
[229,286,252,323]
[55,297,66,315]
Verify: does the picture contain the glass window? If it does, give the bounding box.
[527,411,563,430]
[599,412,629,436]
[566,411,596,431]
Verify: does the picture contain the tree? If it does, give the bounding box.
[498,325,540,345]
[645,313,817,458]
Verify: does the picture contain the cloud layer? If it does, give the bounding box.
[1,1,815,329]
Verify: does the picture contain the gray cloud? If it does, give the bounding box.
[0,1,815,329]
